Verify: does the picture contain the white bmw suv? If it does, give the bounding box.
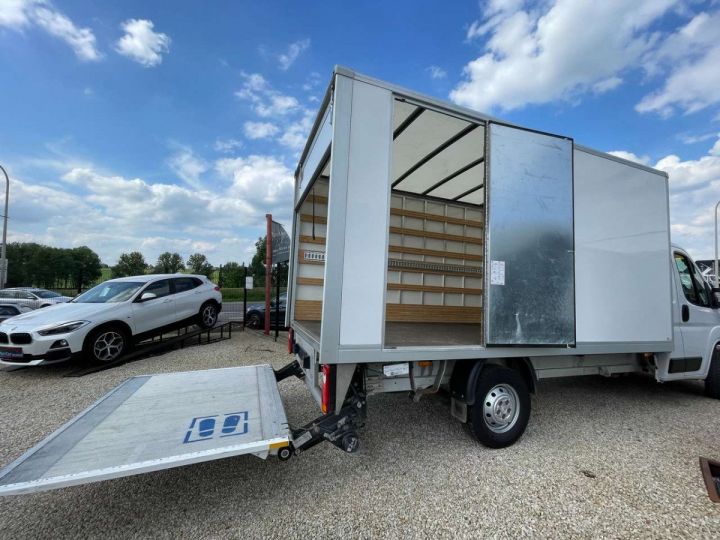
[0,274,222,366]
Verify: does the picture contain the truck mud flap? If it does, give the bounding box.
[0,365,289,496]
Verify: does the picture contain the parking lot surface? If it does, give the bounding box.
[1,331,719,538]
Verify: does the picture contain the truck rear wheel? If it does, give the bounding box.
[705,346,720,399]
[469,365,530,448]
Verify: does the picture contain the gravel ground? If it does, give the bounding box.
[1,331,719,539]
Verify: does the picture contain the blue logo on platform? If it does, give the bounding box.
[183,411,249,443]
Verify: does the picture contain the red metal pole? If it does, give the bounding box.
[264,214,272,335]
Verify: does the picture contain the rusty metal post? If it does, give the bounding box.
[265,214,272,335]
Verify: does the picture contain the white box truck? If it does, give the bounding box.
[1,67,719,495]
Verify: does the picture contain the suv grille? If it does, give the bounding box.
[0,332,7,344]
[10,333,32,345]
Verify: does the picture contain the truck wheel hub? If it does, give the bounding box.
[482,384,520,433]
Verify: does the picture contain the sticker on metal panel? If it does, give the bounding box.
[304,250,325,262]
[490,260,506,285]
[294,431,312,448]
[183,411,249,443]
[383,363,410,377]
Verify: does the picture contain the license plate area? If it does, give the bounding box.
[0,347,23,360]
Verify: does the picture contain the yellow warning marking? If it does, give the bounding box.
[269,441,290,449]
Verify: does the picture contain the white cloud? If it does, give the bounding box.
[167,148,208,189]
[0,0,31,27]
[636,18,720,117]
[656,138,720,192]
[427,65,447,79]
[215,155,294,212]
[235,72,300,117]
[9,176,91,225]
[607,140,720,260]
[302,72,322,91]
[592,76,623,94]
[679,132,719,145]
[233,71,318,154]
[278,38,310,70]
[649,137,720,259]
[244,121,279,140]
[115,18,170,67]
[256,95,299,117]
[278,111,314,152]
[235,72,268,99]
[640,11,720,76]
[43,161,283,264]
[466,0,525,40]
[452,0,677,112]
[0,0,101,61]
[607,150,651,166]
[213,138,243,153]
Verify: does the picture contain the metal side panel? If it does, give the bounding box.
[485,123,575,346]
[0,365,289,496]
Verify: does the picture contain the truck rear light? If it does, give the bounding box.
[214,286,220,291]
[321,364,334,414]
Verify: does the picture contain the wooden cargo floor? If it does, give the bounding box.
[294,321,482,348]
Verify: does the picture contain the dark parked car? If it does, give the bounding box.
[0,303,32,322]
[245,293,287,328]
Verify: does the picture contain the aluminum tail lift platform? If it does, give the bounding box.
[0,361,365,496]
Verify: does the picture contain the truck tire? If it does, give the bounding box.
[469,365,530,448]
[705,346,720,399]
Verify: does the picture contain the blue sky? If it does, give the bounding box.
[0,0,719,266]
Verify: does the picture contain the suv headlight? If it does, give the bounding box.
[37,321,90,336]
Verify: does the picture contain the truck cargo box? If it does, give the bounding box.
[288,67,672,364]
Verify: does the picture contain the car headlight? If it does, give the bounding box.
[37,321,90,336]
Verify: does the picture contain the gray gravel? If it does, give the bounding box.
[1,331,719,538]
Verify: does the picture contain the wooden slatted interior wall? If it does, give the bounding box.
[294,189,487,325]
[294,300,323,321]
[294,300,481,323]
[386,191,485,325]
[294,178,328,320]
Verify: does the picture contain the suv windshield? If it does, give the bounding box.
[72,282,143,304]
[36,290,61,299]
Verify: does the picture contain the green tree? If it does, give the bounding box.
[187,253,214,277]
[6,242,39,286]
[219,261,245,288]
[6,242,102,290]
[248,236,288,287]
[153,252,185,274]
[249,236,266,283]
[68,246,102,292]
[112,251,148,278]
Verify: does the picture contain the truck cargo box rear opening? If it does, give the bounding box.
[292,170,328,343]
[385,99,485,347]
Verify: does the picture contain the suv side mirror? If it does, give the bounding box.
[140,292,157,302]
